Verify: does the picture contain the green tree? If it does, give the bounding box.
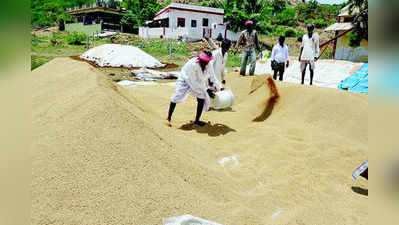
[209,0,273,33]
[106,0,121,9]
[31,0,96,27]
[120,0,167,30]
[274,8,297,26]
[271,0,287,14]
[348,0,368,42]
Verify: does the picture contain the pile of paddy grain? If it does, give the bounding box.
[32,58,368,225]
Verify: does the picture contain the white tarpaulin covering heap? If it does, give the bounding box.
[248,58,363,89]
[163,215,224,225]
[80,44,165,68]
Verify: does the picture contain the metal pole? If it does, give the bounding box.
[86,36,89,49]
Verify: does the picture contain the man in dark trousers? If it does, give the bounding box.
[271,35,290,81]
[234,20,262,76]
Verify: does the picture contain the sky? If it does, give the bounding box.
[316,0,347,5]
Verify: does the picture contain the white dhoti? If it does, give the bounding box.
[300,60,315,72]
[171,78,211,111]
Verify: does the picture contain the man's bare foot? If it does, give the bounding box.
[194,120,206,126]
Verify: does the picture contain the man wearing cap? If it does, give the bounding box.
[167,51,223,126]
[299,23,320,85]
[234,20,262,76]
[203,37,232,84]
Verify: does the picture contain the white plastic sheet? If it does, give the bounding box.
[163,215,224,225]
[247,59,363,89]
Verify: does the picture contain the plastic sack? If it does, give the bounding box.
[210,89,235,110]
[163,215,224,225]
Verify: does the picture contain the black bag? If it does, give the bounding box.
[271,60,278,71]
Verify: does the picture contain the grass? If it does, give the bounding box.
[31,55,54,70]
[30,32,193,70]
[226,54,242,68]
[31,29,336,72]
[31,33,111,57]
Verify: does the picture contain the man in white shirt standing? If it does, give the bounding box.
[299,23,320,85]
[167,51,223,126]
[203,37,231,85]
[271,35,290,81]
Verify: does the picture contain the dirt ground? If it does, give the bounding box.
[32,57,368,225]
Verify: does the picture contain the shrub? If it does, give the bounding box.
[31,36,42,46]
[58,19,65,31]
[272,25,285,37]
[327,19,337,26]
[274,8,298,27]
[50,35,59,46]
[315,19,328,28]
[66,32,88,45]
[257,21,273,35]
[296,30,306,42]
[305,18,328,29]
[284,29,296,37]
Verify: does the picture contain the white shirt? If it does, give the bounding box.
[301,33,320,61]
[272,44,289,63]
[204,38,228,83]
[179,58,222,95]
[211,48,227,82]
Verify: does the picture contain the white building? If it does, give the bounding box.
[324,4,368,62]
[139,3,240,42]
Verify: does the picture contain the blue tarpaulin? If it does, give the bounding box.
[338,63,368,94]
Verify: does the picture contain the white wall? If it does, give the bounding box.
[139,10,240,41]
[139,26,240,42]
[335,47,368,62]
[335,31,368,62]
[169,9,223,30]
[139,27,240,41]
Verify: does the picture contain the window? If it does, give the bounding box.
[191,20,197,28]
[202,18,209,27]
[177,18,185,27]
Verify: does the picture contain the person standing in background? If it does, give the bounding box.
[234,20,262,76]
[203,37,231,85]
[299,23,320,85]
[271,35,290,81]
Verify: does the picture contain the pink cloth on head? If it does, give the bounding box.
[245,20,254,25]
[196,52,213,63]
